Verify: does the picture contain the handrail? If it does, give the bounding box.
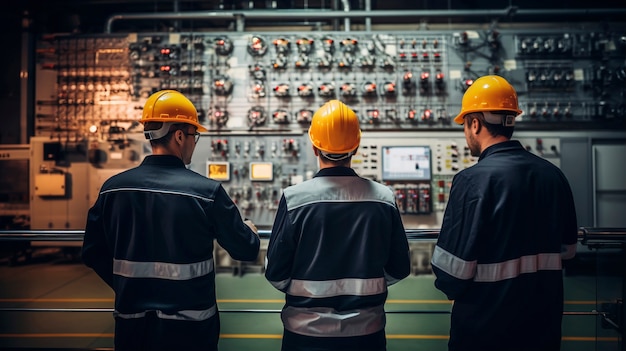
[0,307,604,316]
[0,229,441,241]
[0,227,622,346]
[581,227,626,244]
[1,227,624,242]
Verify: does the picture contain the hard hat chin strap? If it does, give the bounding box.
[321,150,354,161]
[144,122,175,140]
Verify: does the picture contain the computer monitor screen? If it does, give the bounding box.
[381,146,432,181]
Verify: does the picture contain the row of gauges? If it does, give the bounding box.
[131,34,443,60]
[516,32,621,57]
[129,36,234,57]
[51,34,445,75]
[214,69,446,97]
[241,78,445,98]
[248,36,352,56]
[206,106,450,127]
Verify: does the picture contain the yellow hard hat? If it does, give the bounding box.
[308,100,361,155]
[140,90,207,132]
[454,75,522,125]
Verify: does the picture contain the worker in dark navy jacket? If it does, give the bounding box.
[82,90,260,351]
[265,100,411,351]
[431,75,578,351]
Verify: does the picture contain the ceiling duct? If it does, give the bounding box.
[105,7,626,33]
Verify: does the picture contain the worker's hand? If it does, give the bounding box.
[244,219,258,234]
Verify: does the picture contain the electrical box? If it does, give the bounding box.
[34,173,66,197]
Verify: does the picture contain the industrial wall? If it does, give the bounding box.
[1,8,625,232]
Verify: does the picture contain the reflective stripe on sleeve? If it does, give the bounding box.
[114,305,217,321]
[282,305,385,337]
[474,253,562,282]
[113,258,214,280]
[432,245,563,282]
[269,278,291,291]
[287,277,386,298]
[431,245,477,280]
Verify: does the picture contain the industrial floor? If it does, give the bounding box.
[0,247,622,351]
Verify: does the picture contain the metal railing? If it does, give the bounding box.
[0,227,624,342]
[2,227,623,241]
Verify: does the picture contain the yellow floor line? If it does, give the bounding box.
[387,334,449,339]
[0,333,114,338]
[563,336,620,341]
[218,299,283,303]
[0,298,597,305]
[220,334,282,339]
[0,298,113,303]
[0,334,618,342]
[386,299,452,304]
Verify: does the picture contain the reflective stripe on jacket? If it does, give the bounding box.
[82,155,260,346]
[265,166,410,349]
[431,140,578,351]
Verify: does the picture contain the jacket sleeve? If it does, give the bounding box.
[264,196,296,292]
[212,185,260,262]
[431,173,481,300]
[81,197,114,288]
[384,205,411,286]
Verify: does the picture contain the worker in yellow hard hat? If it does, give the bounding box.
[82,90,259,351]
[431,76,578,351]
[140,89,207,165]
[265,100,411,351]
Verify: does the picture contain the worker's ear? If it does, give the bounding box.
[471,117,482,135]
[175,129,184,145]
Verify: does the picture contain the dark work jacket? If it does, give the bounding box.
[82,155,260,351]
[265,166,411,351]
[431,140,578,351]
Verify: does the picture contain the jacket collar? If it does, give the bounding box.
[141,155,187,168]
[478,140,524,162]
[314,166,358,177]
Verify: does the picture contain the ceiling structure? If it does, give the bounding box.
[7,0,625,35]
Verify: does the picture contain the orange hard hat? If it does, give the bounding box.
[308,100,361,155]
[141,90,207,132]
[454,75,522,125]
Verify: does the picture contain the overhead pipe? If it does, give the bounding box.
[105,7,626,33]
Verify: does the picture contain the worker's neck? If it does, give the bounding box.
[318,158,351,169]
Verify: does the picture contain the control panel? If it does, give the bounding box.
[13,23,626,230]
[33,27,625,142]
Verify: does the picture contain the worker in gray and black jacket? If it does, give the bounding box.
[265,100,411,351]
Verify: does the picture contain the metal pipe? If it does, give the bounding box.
[0,307,605,316]
[364,0,371,32]
[0,307,452,315]
[0,229,439,241]
[332,0,339,30]
[0,230,86,241]
[105,7,626,33]
[2,228,622,242]
[341,0,350,32]
[581,227,626,244]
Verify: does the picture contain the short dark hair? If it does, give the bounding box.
[465,112,514,139]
